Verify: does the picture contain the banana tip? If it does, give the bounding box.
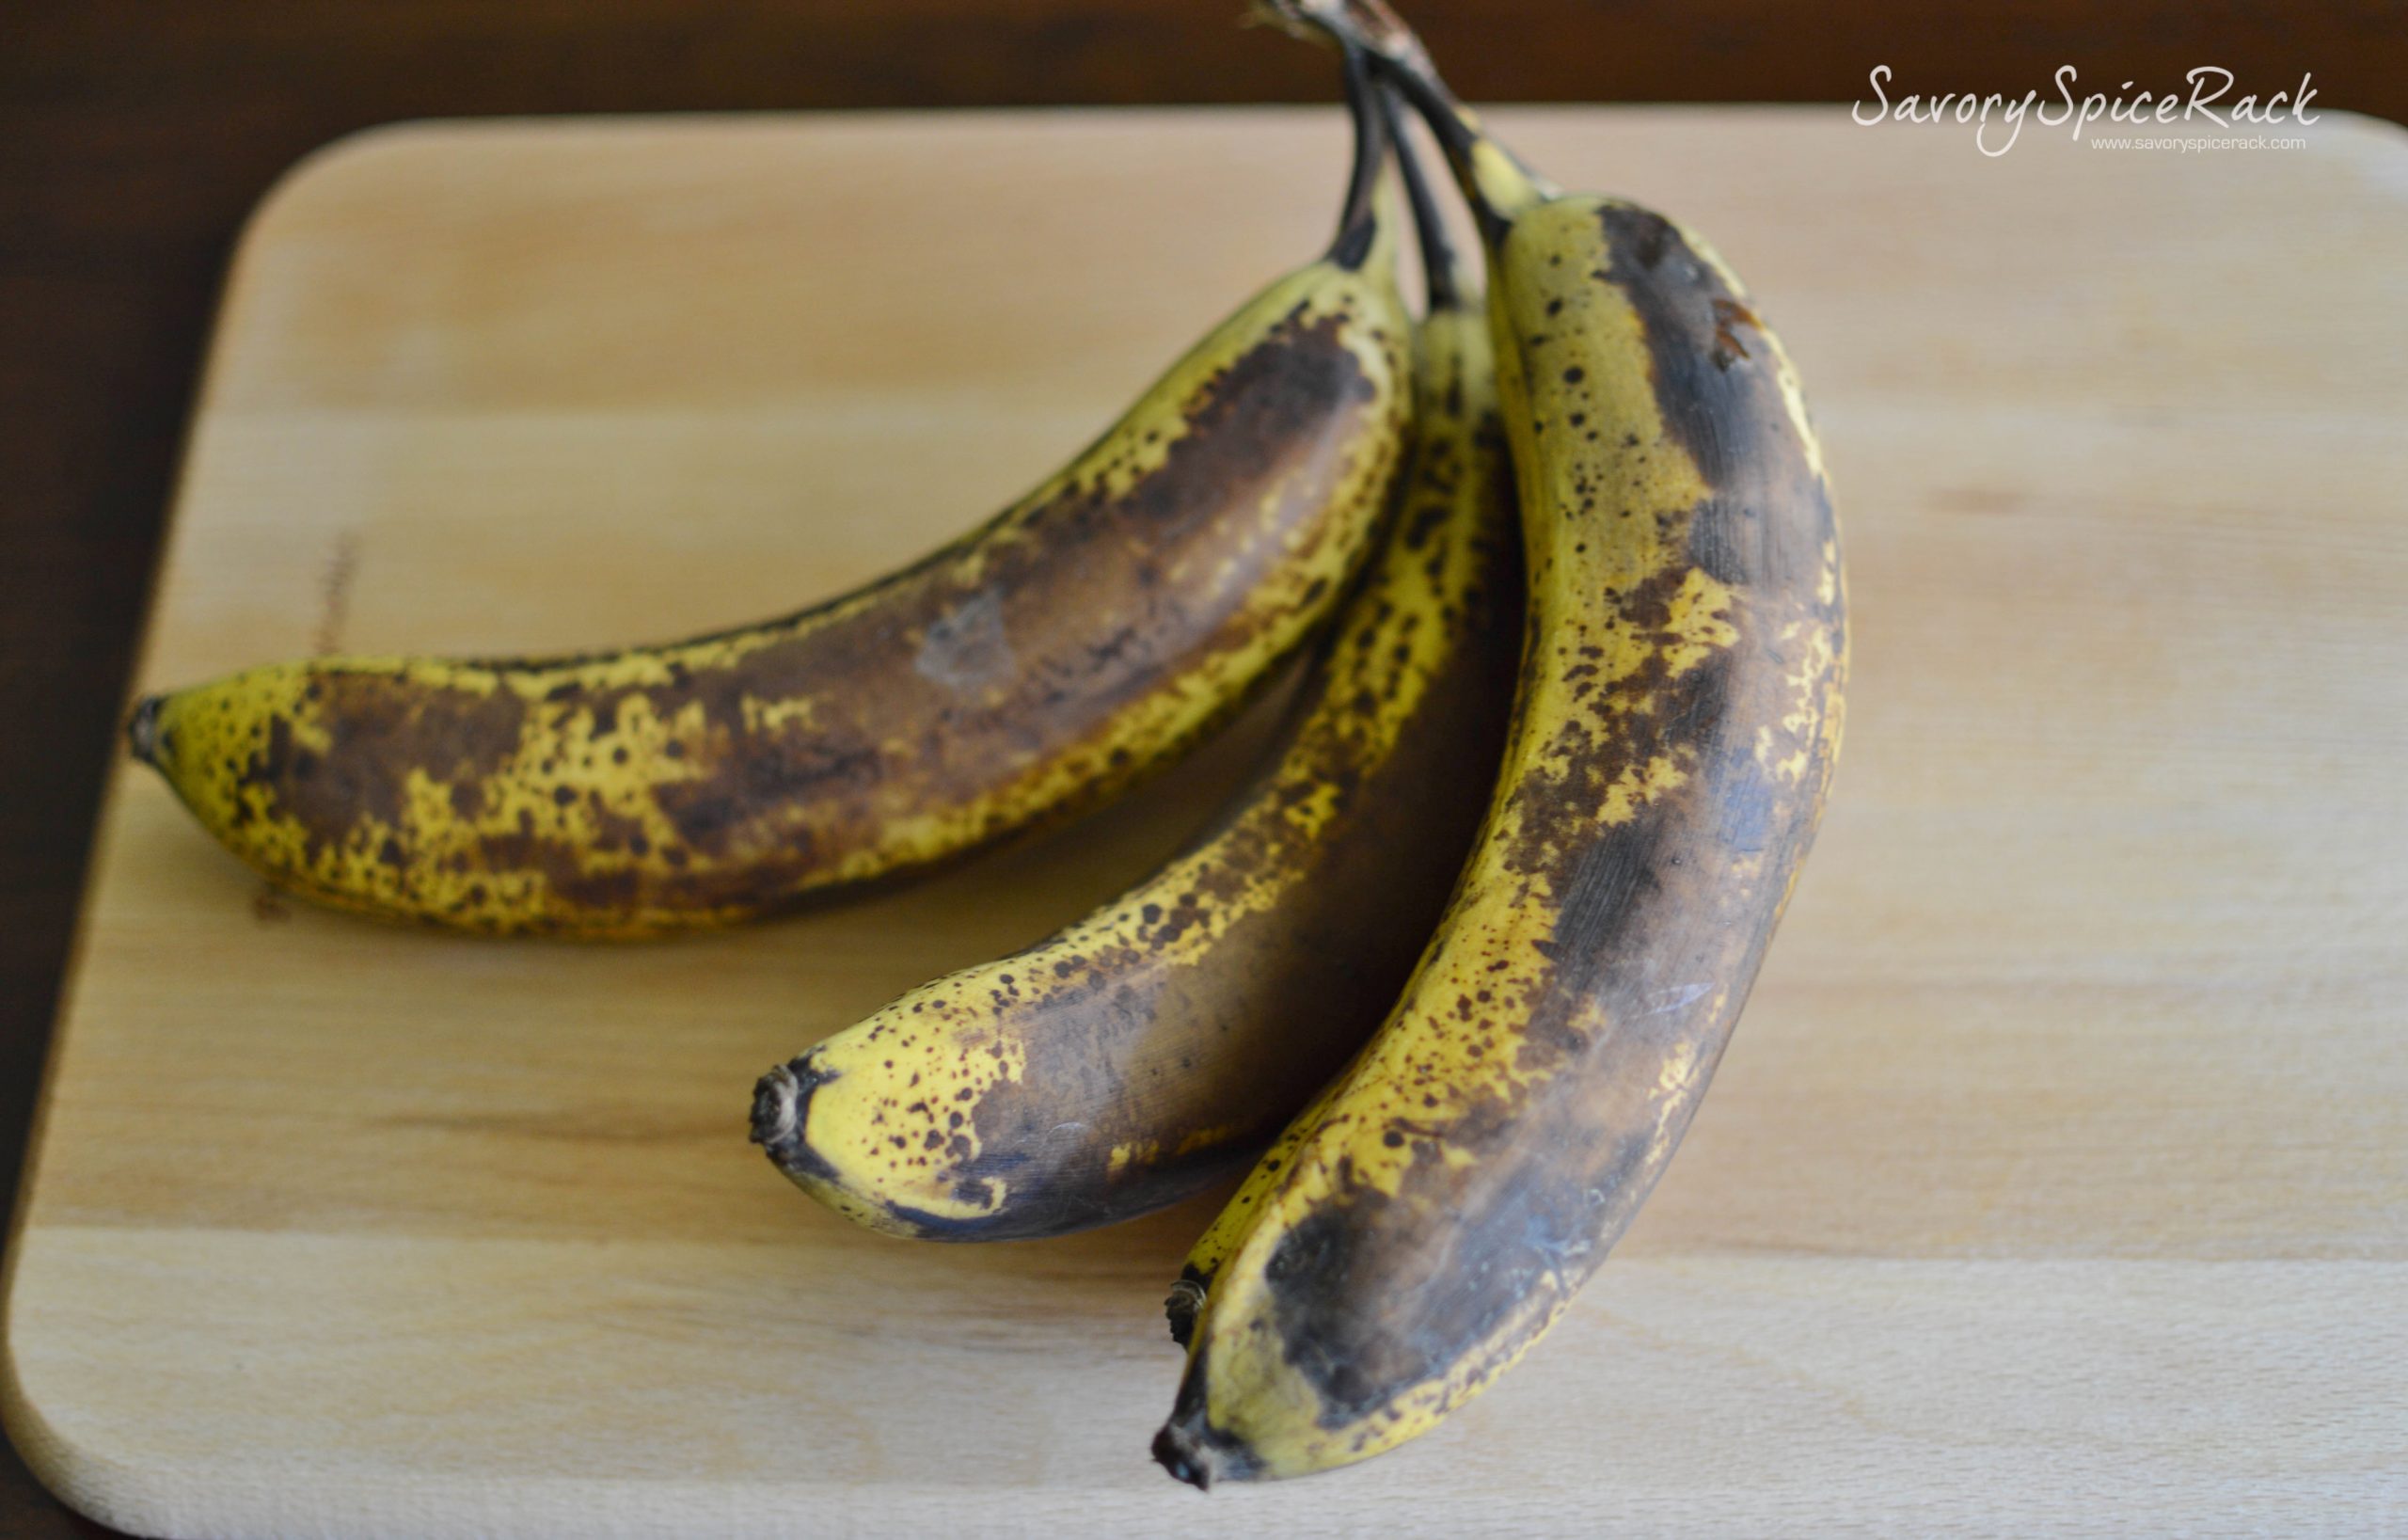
[1152,1368,1258,1490]
[750,1057,844,1184]
[125,694,166,768]
[750,1062,803,1151]
[1151,1421,1214,1491]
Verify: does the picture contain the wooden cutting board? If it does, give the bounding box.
[7,106,2406,1537]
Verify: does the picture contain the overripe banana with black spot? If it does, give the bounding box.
[751,110,1519,1241]
[1156,0,1846,1485]
[125,58,1414,938]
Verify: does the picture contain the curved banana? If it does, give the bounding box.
[1157,2,1847,1486]
[751,119,1519,1241]
[126,62,1413,938]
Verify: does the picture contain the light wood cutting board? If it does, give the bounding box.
[7,106,2407,1538]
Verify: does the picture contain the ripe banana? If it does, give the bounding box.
[751,115,1519,1241]
[1156,0,1847,1485]
[126,66,1413,938]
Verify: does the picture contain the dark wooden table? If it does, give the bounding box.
[1,4,2399,1534]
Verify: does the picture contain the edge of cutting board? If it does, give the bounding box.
[10,103,2408,1537]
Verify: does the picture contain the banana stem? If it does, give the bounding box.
[1326,40,1391,267]
[1272,0,1551,239]
[1383,84,1463,310]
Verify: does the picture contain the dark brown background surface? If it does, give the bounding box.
[2,4,2400,1534]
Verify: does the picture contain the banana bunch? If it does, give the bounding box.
[130,0,1846,1488]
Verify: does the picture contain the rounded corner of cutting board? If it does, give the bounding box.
[1,1288,176,1539]
[2321,107,2408,172]
[228,118,470,274]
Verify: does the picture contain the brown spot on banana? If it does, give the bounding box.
[751,299,1520,1241]
[129,194,1415,938]
[1158,8,1845,1484]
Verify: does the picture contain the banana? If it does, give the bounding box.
[751,108,1520,1241]
[1156,0,1847,1485]
[125,61,1414,938]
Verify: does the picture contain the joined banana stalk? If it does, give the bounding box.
[1157,0,1847,1486]
[127,61,1415,938]
[751,87,1521,1242]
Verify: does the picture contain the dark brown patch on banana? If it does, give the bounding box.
[136,290,1413,935]
[1252,204,1843,1432]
